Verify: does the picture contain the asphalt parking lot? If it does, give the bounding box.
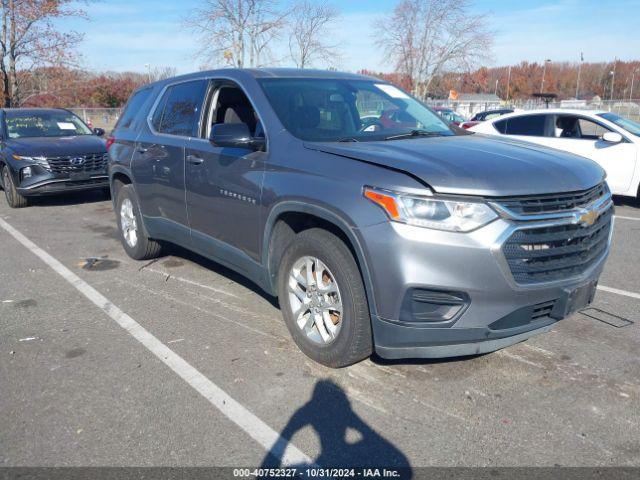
[1,192,639,469]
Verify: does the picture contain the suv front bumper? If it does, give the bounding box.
[359,210,612,359]
[13,164,109,196]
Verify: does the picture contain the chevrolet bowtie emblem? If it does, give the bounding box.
[578,209,598,227]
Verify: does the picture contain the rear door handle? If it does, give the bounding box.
[186,154,204,165]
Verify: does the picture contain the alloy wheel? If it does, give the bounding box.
[288,256,343,345]
[120,198,138,248]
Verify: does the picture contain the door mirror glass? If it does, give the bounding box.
[209,123,264,150]
[602,131,623,144]
[93,127,105,137]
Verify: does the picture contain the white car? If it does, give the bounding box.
[470,109,640,199]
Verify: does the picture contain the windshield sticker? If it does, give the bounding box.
[375,84,410,99]
[57,122,77,130]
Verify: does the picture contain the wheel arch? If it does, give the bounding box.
[263,201,378,317]
[0,158,20,191]
[109,170,154,241]
[109,167,133,204]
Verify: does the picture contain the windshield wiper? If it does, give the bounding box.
[384,130,444,141]
[337,137,360,142]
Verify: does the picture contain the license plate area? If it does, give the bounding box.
[553,281,597,319]
[69,171,91,181]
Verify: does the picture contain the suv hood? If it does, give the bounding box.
[7,135,106,157]
[305,134,605,197]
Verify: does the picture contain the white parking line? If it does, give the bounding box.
[0,217,312,467]
[615,215,640,221]
[597,285,640,301]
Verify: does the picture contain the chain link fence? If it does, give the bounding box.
[424,99,640,122]
[69,108,122,132]
[67,100,640,133]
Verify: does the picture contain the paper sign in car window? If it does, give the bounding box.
[57,122,77,130]
[375,84,410,99]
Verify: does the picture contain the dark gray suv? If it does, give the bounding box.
[108,69,612,367]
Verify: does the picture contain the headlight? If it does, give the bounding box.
[12,154,47,164]
[364,186,498,232]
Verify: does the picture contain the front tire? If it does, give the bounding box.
[2,166,28,208]
[115,184,162,260]
[277,228,372,368]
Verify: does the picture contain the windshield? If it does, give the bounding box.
[5,112,93,139]
[439,111,465,124]
[258,78,453,142]
[598,112,640,136]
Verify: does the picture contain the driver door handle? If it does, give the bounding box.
[186,154,204,165]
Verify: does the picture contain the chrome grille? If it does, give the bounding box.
[43,153,109,174]
[502,208,613,284]
[494,183,607,215]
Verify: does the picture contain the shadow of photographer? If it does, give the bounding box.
[261,379,412,477]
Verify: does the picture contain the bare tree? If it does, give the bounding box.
[0,0,87,107]
[288,0,339,68]
[186,0,287,68]
[375,0,493,99]
[148,66,178,82]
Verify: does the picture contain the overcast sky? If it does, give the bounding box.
[63,0,640,73]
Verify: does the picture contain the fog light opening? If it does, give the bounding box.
[400,289,469,324]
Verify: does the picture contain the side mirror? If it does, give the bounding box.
[209,123,264,151]
[602,131,623,144]
[93,127,105,137]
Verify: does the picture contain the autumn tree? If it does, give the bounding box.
[0,0,87,107]
[186,0,288,68]
[358,69,414,93]
[288,0,339,68]
[374,0,493,99]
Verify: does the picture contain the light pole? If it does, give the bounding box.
[494,78,499,97]
[610,59,617,101]
[540,58,551,92]
[144,63,151,83]
[575,52,584,99]
[630,68,638,102]
[506,65,512,102]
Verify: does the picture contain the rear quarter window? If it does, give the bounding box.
[114,88,153,131]
[494,114,547,136]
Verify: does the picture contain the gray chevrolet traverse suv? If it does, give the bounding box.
[108,69,612,367]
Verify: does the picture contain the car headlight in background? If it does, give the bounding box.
[12,154,48,165]
[364,186,498,232]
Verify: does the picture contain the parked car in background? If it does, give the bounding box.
[460,108,514,129]
[109,69,611,367]
[470,109,640,199]
[433,106,466,126]
[0,108,108,208]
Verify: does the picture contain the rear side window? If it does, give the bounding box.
[494,115,547,136]
[484,112,503,121]
[151,80,208,137]
[578,118,610,139]
[116,88,152,130]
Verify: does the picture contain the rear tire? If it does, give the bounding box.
[2,166,28,208]
[277,228,372,368]
[115,184,162,260]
